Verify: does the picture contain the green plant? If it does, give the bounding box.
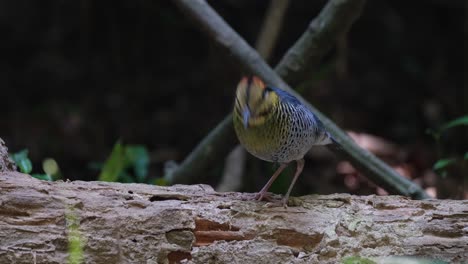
[97,141,150,183]
[10,149,60,181]
[11,149,32,174]
[66,208,84,264]
[426,115,468,177]
[341,256,376,264]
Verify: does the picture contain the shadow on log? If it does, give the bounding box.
[0,172,466,263]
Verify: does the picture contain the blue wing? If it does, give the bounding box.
[268,86,301,106]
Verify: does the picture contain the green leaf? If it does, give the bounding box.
[17,158,33,174]
[43,158,61,180]
[31,173,52,181]
[373,256,448,264]
[433,158,457,171]
[11,149,33,174]
[98,142,125,182]
[464,152,468,160]
[342,256,376,264]
[125,145,149,183]
[440,115,468,131]
[118,171,135,183]
[154,177,168,186]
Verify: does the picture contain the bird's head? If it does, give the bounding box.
[234,76,279,128]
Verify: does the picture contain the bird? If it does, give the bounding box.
[233,76,334,207]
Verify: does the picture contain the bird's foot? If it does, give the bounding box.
[264,197,296,208]
[254,191,275,202]
[254,192,290,208]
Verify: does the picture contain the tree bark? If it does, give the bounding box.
[0,138,16,172]
[0,172,466,263]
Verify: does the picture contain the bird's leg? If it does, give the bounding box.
[281,159,305,207]
[255,163,289,201]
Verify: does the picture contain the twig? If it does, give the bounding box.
[217,145,245,192]
[256,0,290,59]
[167,0,429,199]
[275,0,362,86]
[165,114,237,184]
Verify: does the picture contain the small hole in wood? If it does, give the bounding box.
[149,195,178,202]
[217,204,231,210]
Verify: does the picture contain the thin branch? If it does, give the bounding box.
[165,114,237,184]
[167,0,430,199]
[217,145,245,192]
[256,0,290,59]
[275,0,362,86]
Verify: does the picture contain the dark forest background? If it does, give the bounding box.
[1,0,466,198]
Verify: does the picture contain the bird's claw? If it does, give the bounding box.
[255,192,274,202]
[255,192,289,208]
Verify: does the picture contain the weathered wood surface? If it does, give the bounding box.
[0,172,467,263]
[0,139,16,172]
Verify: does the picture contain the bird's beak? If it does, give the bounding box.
[243,108,250,128]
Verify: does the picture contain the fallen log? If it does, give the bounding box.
[0,172,466,263]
